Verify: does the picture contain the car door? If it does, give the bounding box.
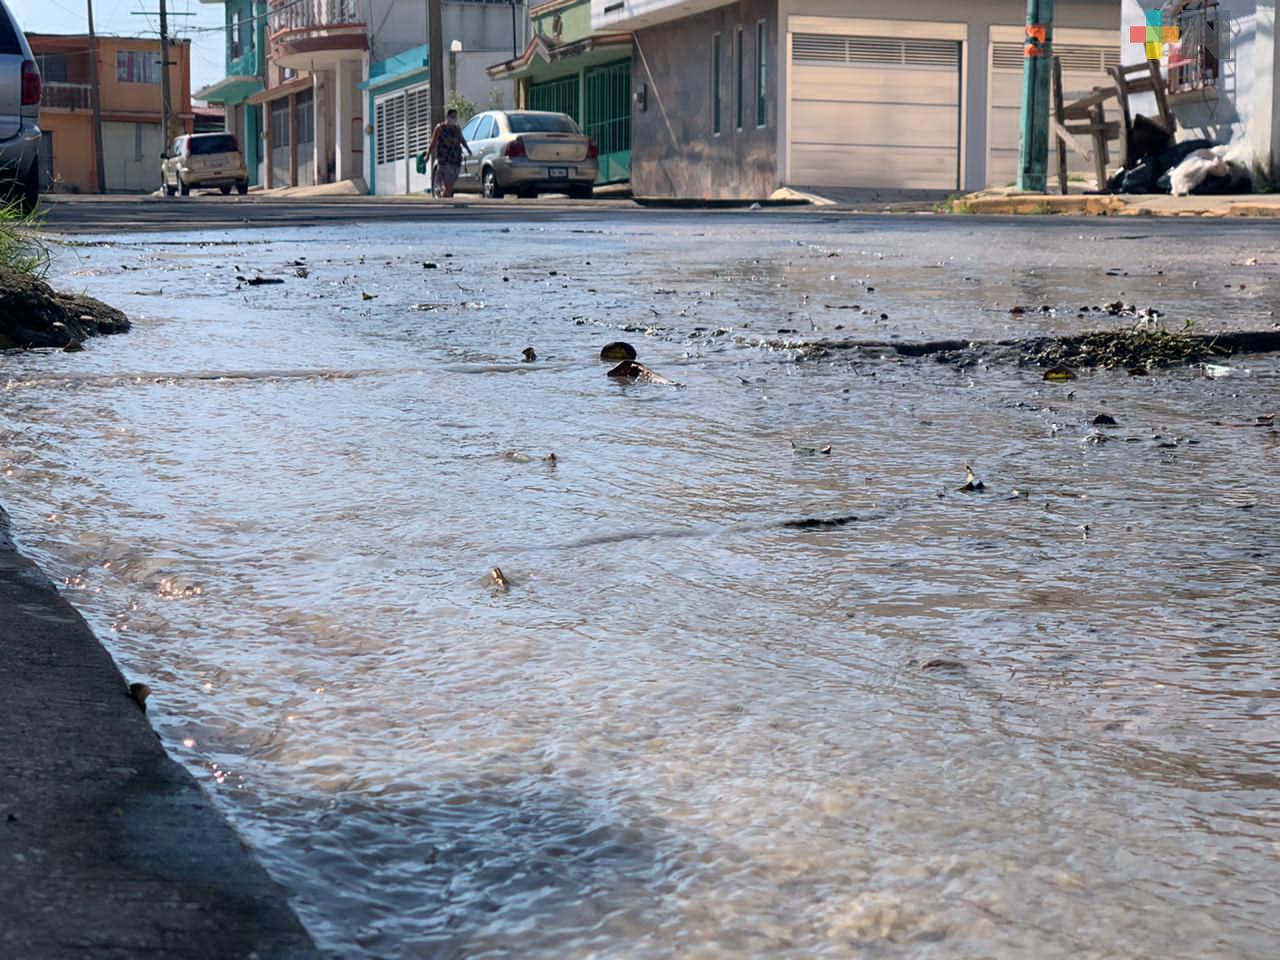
[471,115,500,186]
[456,115,483,190]
[0,4,29,142]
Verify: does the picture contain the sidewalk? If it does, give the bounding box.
[956,187,1280,217]
[0,507,317,959]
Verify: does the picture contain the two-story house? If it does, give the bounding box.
[487,0,633,185]
[195,0,268,187]
[592,0,1122,199]
[29,34,193,193]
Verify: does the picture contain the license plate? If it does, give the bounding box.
[548,167,568,179]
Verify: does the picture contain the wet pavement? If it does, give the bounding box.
[2,214,1278,958]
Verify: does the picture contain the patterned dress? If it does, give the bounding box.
[434,123,464,165]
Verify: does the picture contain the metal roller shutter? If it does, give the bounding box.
[789,32,961,190]
[987,41,1120,188]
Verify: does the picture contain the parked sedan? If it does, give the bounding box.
[0,0,42,213]
[162,133,248,196]
[454,111,598,199]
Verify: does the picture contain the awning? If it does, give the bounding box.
[487,33,632,81]
[194,74,263,105]
[246,75,313,106]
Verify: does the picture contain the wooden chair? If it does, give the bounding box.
[1109,59,1175,168]
[1051,57,1120,195]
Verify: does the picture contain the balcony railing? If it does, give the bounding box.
[42,81,92,111]
[269,0,361,36]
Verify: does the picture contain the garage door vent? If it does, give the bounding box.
[991,41,1121,72]
[794,34,959,69]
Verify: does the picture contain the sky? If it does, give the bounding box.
[10,0,229,95]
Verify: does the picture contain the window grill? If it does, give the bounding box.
[792,34,959,69]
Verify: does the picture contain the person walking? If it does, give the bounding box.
[428,109,471,198]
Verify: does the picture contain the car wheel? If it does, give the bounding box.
[178,173,190,196]
[164,174,177,197]
[482,168,504,199]
[219,184,231,195]
[19,162,39,215]
[236,180,248,196]
[569,184,594,200]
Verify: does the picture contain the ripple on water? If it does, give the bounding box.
[2,220,1279,958]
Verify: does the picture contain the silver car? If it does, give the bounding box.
[455,110,598,199]
[0,0,41,213]
[162,132,248,196]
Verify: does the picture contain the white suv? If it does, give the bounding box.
[0,0,41,213]
[162,132,248,196]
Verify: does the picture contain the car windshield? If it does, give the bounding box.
[188,135,239,155]
[506,114,579,135]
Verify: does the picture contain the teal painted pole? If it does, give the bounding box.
[1016,0,1054,192]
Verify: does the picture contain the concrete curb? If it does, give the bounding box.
[0,505,318,959]
[960,191,1280,218]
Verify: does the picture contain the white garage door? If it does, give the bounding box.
[988,40,1120,188]
[373,84,432,195]
[790,33,961,190]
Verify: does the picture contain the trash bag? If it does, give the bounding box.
[1129,114,1174,162]
[1108,159,1159,194]
[1153,139,1227,193]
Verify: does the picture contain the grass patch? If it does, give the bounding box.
[1030,319,1223,369]
[0,201,50,279]
[934,192,973,214]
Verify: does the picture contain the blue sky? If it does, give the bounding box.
[10,0,228,95]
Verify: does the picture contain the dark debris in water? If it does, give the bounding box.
[771,326,1280,372]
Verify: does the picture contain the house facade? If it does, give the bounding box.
[195,0,268,187]
[361,3,528,195]
[193,0,525,190]
[29,34,193,193]
[591,0,1120,198]
[487,0,634,184]
[1120,0,1280,182]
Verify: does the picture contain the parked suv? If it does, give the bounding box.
[162,133,248,196]
[0,0,41,213]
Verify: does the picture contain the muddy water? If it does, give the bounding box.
[2,217,1279,958]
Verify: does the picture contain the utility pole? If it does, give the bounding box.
[1015,0,1054,192]
[86,0,107,193]
[510,0,518,60]
[159,0,172,148]
[428,0,444,129]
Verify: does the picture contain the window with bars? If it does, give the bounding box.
[735,26,744,130]
[117,50,161,84]
[295,89,315,146]
[712,33,721,135]
[756,20,766,128]
[1168,1,1220,95]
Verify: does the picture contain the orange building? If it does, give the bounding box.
[29,34,192,193]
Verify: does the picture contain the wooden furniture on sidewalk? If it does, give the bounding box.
[1050,57,1120,195]
[1109,59,1175,168]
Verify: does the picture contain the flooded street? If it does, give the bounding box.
[2,214,1278,958]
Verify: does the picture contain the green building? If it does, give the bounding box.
[487,0,632,184]
[194,0,266,187]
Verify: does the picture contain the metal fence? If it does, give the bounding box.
[528,74,579,121]
[583,59,630,158]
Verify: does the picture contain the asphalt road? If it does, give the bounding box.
[37,192,1280,236]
